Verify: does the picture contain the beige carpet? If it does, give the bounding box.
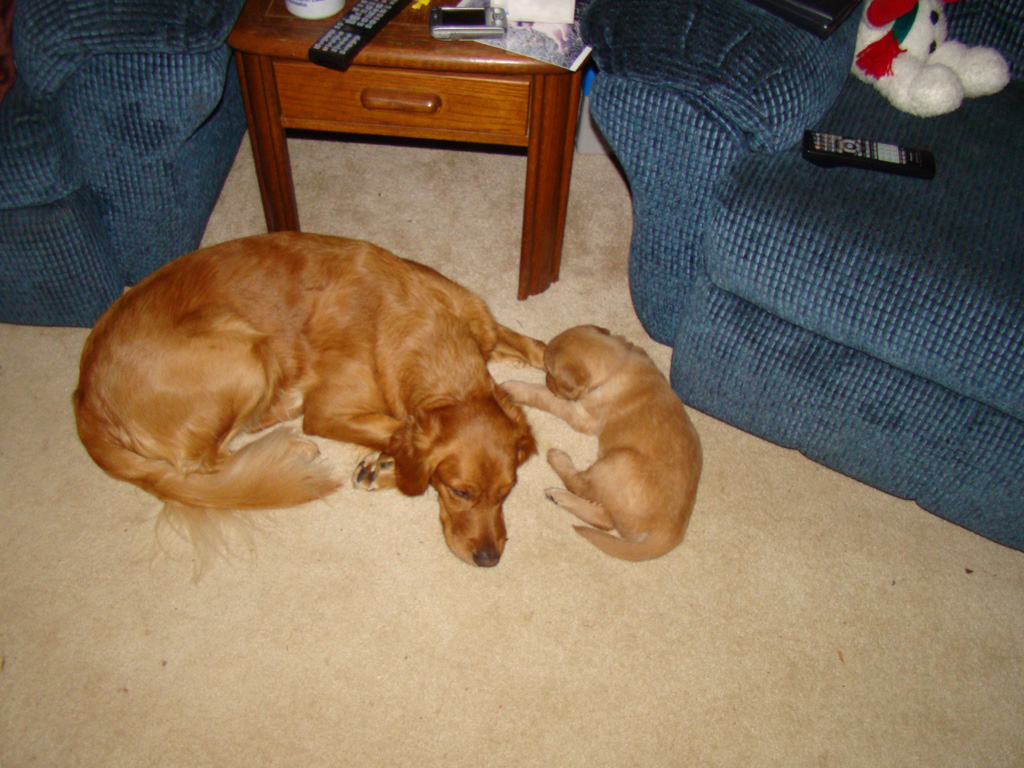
[2,132,1023,767]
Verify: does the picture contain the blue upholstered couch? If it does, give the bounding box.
[0,0,247,327]
[581,0,1024,550]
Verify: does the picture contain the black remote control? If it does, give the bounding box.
[802,130,936,179]
[309,0,412,72]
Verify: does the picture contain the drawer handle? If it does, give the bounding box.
[360,88,442,114]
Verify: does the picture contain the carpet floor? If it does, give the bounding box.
[2,132,1023,767]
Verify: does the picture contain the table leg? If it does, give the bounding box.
[234,51,301,232]
[518,69,583,299]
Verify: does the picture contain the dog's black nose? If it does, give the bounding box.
[473,549,501,567]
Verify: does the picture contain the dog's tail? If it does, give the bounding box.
[572,519,687,562]
[78,423,342,579]
[81,425,341,512]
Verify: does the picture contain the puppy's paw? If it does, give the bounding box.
[352,451,396,491]
[501,380,537,404]
[546,487,615,530]
[546,448,576,475]
[545,487,571,506]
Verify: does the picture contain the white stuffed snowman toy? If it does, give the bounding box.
[852,0,1010,117]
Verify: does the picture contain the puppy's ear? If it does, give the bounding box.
[546,355,590,400]
[388,415,440,497]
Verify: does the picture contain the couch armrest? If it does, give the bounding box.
[14,0,245,93]
[581,0,858,151]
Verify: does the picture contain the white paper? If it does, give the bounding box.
[492,0,576,24]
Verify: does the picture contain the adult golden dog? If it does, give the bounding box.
[74,232,545,568]
[505,326,701,561]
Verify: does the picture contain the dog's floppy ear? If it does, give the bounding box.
[516,429,537,467]
[388,413,442,497]
[494,384,537,466]
[494,384,538,466]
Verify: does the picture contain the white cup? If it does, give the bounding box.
[285,0,344,19]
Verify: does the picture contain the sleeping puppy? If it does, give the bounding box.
[504,326,701,561]
[74,232,545,568]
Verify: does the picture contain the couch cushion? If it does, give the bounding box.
[706,78,1024,423]
[0,186,121,326]
[670,271,1024,550]
[13,0,245,94]
[946,0,1024,79]
[0,80,79,209]
[582,0,858,152]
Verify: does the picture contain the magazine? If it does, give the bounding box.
[457,0,592,72]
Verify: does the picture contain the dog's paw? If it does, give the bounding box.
[292,437,322,463]
[352,451,396,491]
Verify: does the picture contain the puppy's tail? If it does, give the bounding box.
[573,519,687,562]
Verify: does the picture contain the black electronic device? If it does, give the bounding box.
[428,6,507,40]
[744,0,863,38]
[802,130,936,179]
[308,0,411,71]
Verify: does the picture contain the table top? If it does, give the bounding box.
[228,0,572,75]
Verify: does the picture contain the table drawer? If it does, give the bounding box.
[274,61,531,145]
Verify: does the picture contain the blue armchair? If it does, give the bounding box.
[0,0,247,327]
[581,0,1024,549]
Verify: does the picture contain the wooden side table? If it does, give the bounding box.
[227,0,584,299]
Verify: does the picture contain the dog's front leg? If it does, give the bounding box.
[303,409,405,491]
[303,366,404,450]
[302,409,403,451]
